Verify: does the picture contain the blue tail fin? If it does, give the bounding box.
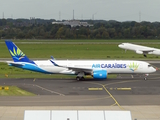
[5,40,35,64]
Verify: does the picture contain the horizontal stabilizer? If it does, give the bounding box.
[7,61,24,67]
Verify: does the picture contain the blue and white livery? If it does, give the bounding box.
[5,41,156,80]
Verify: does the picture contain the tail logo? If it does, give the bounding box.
[9,47,25,60]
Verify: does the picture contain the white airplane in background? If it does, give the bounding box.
[5,41,156,81]
[118,43,160,57]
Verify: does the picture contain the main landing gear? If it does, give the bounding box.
[76,76,85,81]
[76,72,85,81]
[143,54,147,57]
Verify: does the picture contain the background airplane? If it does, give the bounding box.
[5,41,156,80]
[118,43,160,57]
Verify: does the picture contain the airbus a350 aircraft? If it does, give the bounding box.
[118,43,160,57]
[5,41,156,80]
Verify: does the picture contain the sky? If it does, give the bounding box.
[1,0,160,22]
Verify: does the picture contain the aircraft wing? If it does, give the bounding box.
[138,49,154,52]
[66,67,92,73]
[136,49,155,55]
[50,60,92,73]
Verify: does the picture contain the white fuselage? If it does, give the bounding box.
[30,60,156,75]
[118,43,160,55]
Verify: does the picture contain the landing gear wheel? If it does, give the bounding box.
[144,54,147,57]
[76,76,85,81]
[76,77,80,81]
[81,77,85,80]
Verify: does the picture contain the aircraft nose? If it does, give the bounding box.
[153,67,157,72]
[118,44,122,48]
[118,44,125,49]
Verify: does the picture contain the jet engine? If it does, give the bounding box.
[93,70,107,79]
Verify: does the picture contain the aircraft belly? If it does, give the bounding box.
[108,68,142,74]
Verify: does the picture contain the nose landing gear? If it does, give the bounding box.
[144,74,149,80]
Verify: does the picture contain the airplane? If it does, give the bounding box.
[5,41,156,81]
[118,43,160,57]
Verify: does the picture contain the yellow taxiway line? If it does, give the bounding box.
[88,88,103,90]
[110,88,132,90]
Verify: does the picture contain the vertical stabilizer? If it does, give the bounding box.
[5,40,35,64]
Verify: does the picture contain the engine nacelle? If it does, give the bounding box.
[136,50,143,54]
[93,70,107,79]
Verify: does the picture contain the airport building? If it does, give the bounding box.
[52,20,93,27]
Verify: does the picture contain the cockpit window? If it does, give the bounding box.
[148,64,152,67]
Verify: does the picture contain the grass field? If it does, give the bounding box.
[0,86,35,96]
[1,39,160,59]
[0,39,159,79]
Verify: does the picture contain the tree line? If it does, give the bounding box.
[1,18,160,39]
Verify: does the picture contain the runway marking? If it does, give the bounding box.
[109,88,132,91]
[117,88,131,90]
[102,85,124,110]
[111,103,117,106]
[34,85,65,96]
[88,88,103,90]
[84,81,123,110]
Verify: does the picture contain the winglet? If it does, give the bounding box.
[5,40,35,64]
[50,60,59,66]
[51,56,55,60]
